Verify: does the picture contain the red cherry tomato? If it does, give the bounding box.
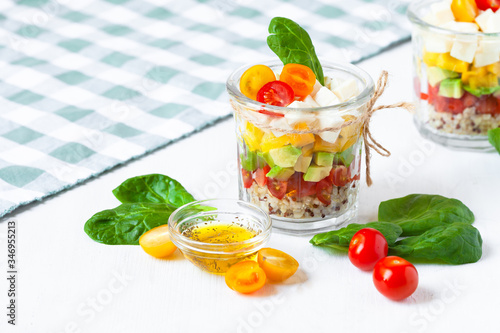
[348,228,388,271]
[267,177,287,199]
[286,173,317,198]
[254,165,271,187]
[329,166,349,187]
[242,168,253,188]
[256,81,295,107]
[475,0,500,12]
[373,256,419,301]
[316,179,332,206]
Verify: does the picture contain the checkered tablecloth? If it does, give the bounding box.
[0,0,411,218]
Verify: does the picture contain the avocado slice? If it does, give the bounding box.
[438,78,464,99]
[303,164,332,182]
[313,152,335,167]
[334,145,355,168]
[427,66,459,87]
[266,166,295,181]
[294,154,313,173]
[463,85,500,97]
[240,150,258,172]
[269,145,302,168]
[257,151,275,168]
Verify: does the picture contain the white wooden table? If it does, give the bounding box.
[2,42,499,333]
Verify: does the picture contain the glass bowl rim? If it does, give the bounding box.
[407,0,500,38]
[226,59,375,113]
[168,198,272,253]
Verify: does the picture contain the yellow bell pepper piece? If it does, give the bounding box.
[469,73,498,89]
[423,51,441,67]
[451,0,478,23]
[260,132,291,153]
[486,62,500,76]
[436,53,470,73]
[287,123,315,147]
[462,66,488,84]
[336,115,363,152]
[241,121,264,152]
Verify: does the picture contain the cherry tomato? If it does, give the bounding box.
[316,178,332,206]
[462,91,479,108]
[477,95,498,115]
[451,0,478,23]
[373,256,419,301]
[254,165,271,187]
[475,0,500,12]
[286,173,317,198]
[256,81,295,106]
[139,225,177,258]
[239,64,276,101]
[257,248,299,282]
[267,177,287,199]
[225,261,267,294]
[329,166,349,187]
[242,168,253,188]
[279,63,316,97]
[348,228,388,271]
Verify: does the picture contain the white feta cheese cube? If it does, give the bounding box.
[474,40,500,66]
[284,110,318,128]
[484,10,500,32]
[422,31,453,53]
[315,113,344,143]
[269,117,291,137]
[287,100,314,108]
[423,13,439,26]
[430,2,455,25]
[311,80,322,96]
[450,36,478,63]
[313,86,341,106]
[441,21,479,32]
[475,9,494,32]
[303,95,320,107]
[332,78,359,102]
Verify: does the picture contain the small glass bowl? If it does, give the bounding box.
[168,199,271,274]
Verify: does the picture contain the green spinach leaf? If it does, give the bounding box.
[267,17,324,85]
[488,128,500,154]
[310,222,403,248]
[389,223,482,265]
[378,194,474,236]
[112,174,195,208]
[84,203,176,245]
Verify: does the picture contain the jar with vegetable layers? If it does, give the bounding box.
[408,0,500,151]
[227,61,374,234]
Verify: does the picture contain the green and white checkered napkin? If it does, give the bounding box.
[0,0,410,218]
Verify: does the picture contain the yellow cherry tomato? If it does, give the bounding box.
[225,261,267,294]
[239,65,276,101]
[257,248,299,282]
[139,225,177,258]
[451,0,478,22]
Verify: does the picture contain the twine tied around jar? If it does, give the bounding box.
[234,71,414,187]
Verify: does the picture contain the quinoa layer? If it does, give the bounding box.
[427,105,500,135]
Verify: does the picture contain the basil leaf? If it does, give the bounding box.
[389,223,482,265]
[488,128,500,154]
[84,203,176,245]
[378,194,474,236]
[112,174,195,208]
[310,222,403,248]
[267,17,324,85]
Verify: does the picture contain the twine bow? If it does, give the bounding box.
[234,71,414,187]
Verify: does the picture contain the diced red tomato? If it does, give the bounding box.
[477,95,498,115]
[316,179,333,206]
[475,0,500,12]
[267,177,287,199]
[427,83,440,104]
[256,81,295,107]
[462,92,479,108]
[242,169,253,188]
[257,109,285,117]
[420,92,428,100]
[254,165,271,187]
[434,96,465,114]
[286,173,317,198]
[329,166,349,187]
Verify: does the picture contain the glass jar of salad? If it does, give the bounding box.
[227,60,374,233]
[408,0,500,151]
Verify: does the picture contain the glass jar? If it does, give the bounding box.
[227,61,374,234]
[408,0,500,151]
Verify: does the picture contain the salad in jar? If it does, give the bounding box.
[227,17,374,232]
[409,0,500,149]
